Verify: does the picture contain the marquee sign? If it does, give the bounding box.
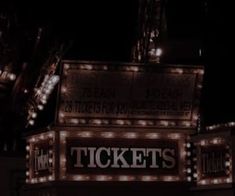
[26,132,55,184]
[195,137,232,185]
[25,130,191,183]
[56,61,204,129]
[32,140,52,177]
[60,131,188,181]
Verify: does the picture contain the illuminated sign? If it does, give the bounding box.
[56,61,204,129]
[26,132,55,184]
[31,140,53,178]
[60,131,188,181]
[195,138,232,185]
[25,130,190,183]
[200,146,226,176]
[34,147,50,172]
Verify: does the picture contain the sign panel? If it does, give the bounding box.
[200,146,227,178]
[59,131,187,181]
[31,140,52,178]
[67,138,178,175]
[195,138,232,185]
[56,61,203,128]
[26,132,55,184]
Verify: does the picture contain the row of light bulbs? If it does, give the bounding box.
[27,74,60,126]
[63,63,204,75]
[59,116,194,128]
[0,70,16,81]
[207,122,235,131]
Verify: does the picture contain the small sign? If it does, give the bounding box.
[195,138,232,185]
[200,146,227,177]
[26,132,55,184]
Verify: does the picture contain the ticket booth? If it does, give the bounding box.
[23,61,204,196]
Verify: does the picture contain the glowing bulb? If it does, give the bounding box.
[200,180,206,185]
[130,66,139,72]
[48,176,53,181]
[174,68,183,74]
[26,145,30,151]
[103,65,108,70]
[187,168,192,173]
[137,120,146,126]
[156,48,162,57]
[9,73,16,81]
[61,87,67,93]
[59,112,65,118]
[92,119,102,125]
[226,178,232,183]
[186,143,191,148]
[160,121,168,127]
[118,175,129,181]
[51,75,59,83]
[64,64,70,70]
[73,175,85,181]
[213,179,219,184]
[200,140,206,146]
[101,132,115,138]
[116,120,124,125]
[124,132,137,139]
[70,118,79,124]
[38,105,44,110]
[141,176,153,181]
[29,120,35,125]
[193,173,198,178]
[84,64,93,70]
[96,175,107,181]
[145,133,160,139]
[187,176,192,181]
[228,122,235,126]
[31,112,37,118]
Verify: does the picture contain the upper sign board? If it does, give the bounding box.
[56,61,203,129]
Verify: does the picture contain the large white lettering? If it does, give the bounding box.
[71,147,87,167]
[95,147,111,168]
[147,148,162,168]
[131,148,146,168]
[162,149,176,169]
[70,147,176,169]
[111,148,129,168]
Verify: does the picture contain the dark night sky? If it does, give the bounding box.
[1,0,234,126]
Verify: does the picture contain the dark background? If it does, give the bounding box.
[1,0,234,125]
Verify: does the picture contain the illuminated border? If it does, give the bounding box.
[195,137,232,185]
[207,122,235,131]
[59,130,189,182]
[26,131,56,184]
